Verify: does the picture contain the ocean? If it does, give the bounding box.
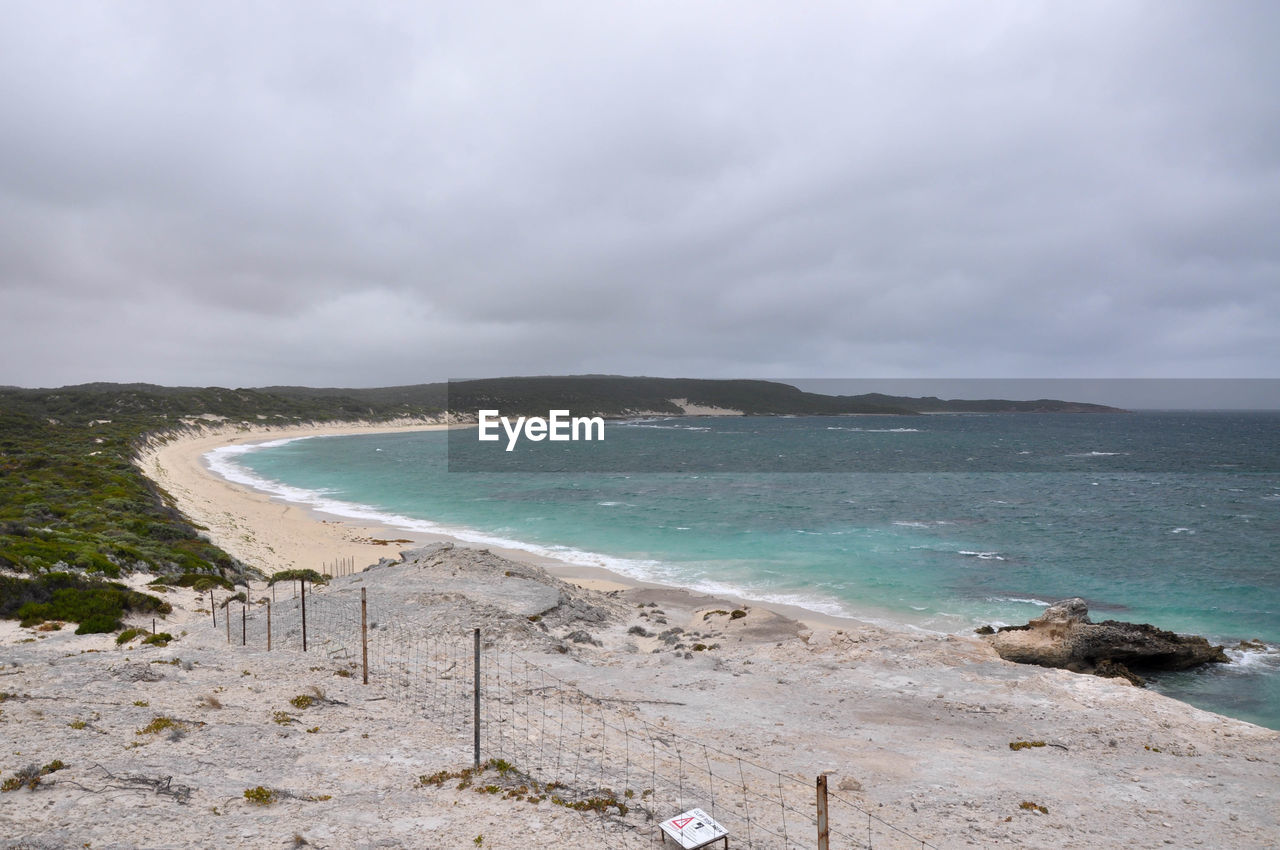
[209,411,1280,729]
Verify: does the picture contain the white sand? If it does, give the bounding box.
[1,422,1277,848]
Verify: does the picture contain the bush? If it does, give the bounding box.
[116,628,145,644]
[76,614,121,634]
[3,573,170,628]
[150,573,233,592]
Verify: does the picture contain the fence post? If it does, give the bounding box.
[473,628,481,768]
[301,580,308,652]
[361,587,368,685]
[225,601,230,643]
[817,774,830,850]
[241,602,246,646]
[267,601,272,651]
[211,591,216,628]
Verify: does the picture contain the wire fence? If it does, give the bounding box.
[207,579,940,850]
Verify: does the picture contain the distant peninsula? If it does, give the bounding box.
[1,376,1123,426]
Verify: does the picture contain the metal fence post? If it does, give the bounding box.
[473,628,481,768]
[301,580,308,652]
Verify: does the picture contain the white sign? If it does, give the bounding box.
[659,807,728,849]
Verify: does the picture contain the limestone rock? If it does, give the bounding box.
[987,598,1228,685]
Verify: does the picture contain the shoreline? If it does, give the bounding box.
[0,421,1273,847]
[139,420,902,635]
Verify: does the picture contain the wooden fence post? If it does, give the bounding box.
[267,601,272,651]
[817,774,830,850]
[361,587,368,685]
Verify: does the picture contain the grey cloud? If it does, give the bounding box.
[0,1,1277,393]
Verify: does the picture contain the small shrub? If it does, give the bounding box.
[1009,740,1047,751]
[244,786,278,806]
[142,633,173,647]
[133,700,149,707]
[116,628,145,645]
[1,761,66,793]
[730,609,747,620]
[290,694,315,709]
[137,716,178,735]
[272,711,295,725]
[1019,800,1049,814]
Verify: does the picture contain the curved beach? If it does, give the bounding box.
[2,422,1277,848]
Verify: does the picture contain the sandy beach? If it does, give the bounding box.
[2,422,1278,848]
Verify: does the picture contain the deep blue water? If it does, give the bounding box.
[210,412,1280,728]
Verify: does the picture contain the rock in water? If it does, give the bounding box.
[987,598,1228,685]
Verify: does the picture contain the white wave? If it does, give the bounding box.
[1223,643,1280,672]
[959,550,1005,560]
[826,427,921,433]
[986,596,1051,607]
[1170,527,1196,535]
[1067,451,1127,457]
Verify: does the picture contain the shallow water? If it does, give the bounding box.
[214,412,1280,728]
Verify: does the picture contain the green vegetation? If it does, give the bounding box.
[1009,740,1047,751]
[116,628,146,645]
[244,785,279,806]
[150,573,234,592]
[0,403,243,583]
[267,569,328,587]
[143,632,173,647]
[136,716,180,735]
[1,760,67,793]
[1,572,170,633]
[416,759,632,815]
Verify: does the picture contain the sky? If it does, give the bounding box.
[1,1,1278,401]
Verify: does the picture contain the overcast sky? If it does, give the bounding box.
[1,2,1277,398]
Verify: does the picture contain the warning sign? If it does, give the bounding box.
[659,807,728,849]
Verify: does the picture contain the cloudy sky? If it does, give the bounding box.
[1,1,1277,391]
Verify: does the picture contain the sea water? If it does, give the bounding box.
[209,412,1280,729]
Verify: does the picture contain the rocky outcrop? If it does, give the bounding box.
[986,598,1228,686]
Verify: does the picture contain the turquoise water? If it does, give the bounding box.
[211,412,1280,728]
